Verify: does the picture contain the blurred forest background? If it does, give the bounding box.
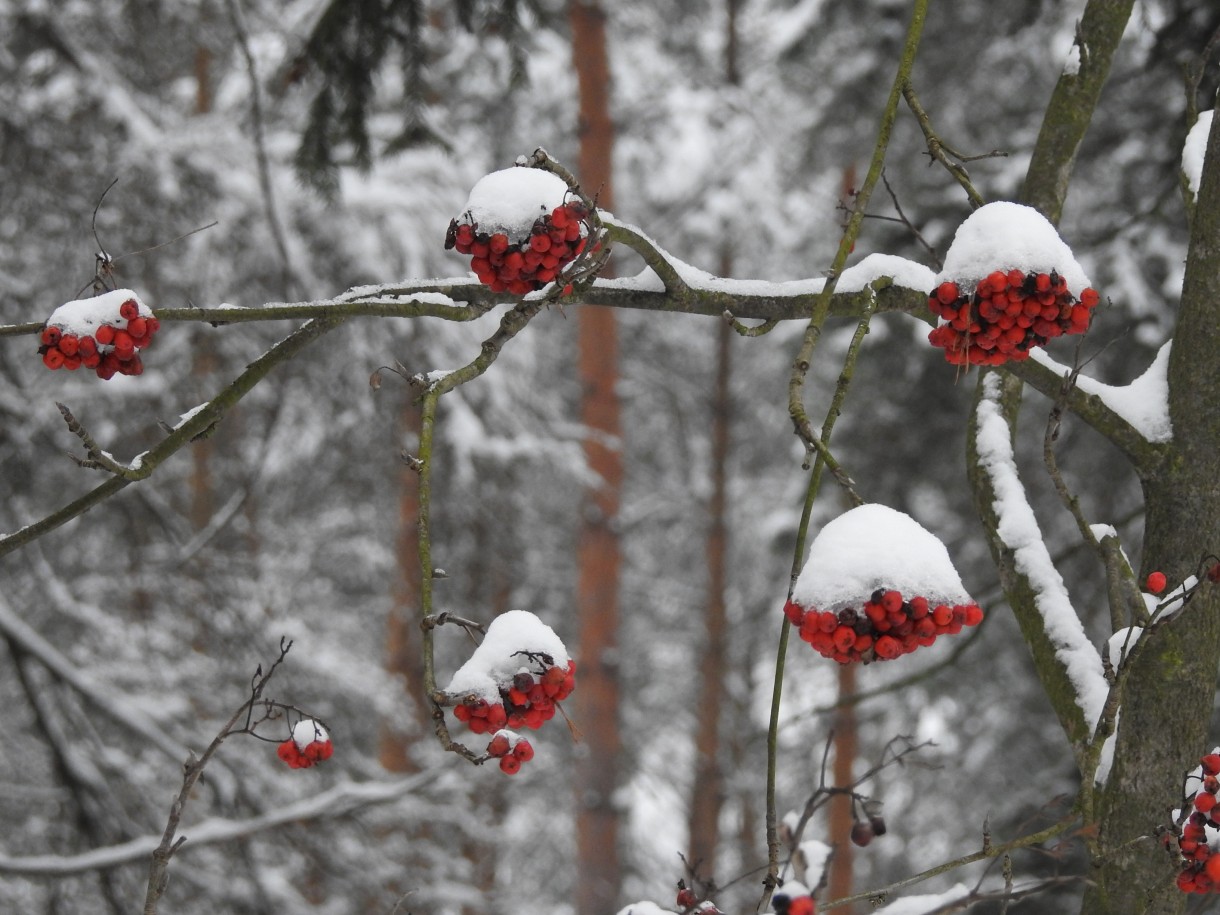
[0,0,1216,913]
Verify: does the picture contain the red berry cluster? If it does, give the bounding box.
[850,813,887,847]
[39,297,161,380]
[1174,754,1220,893]
[771,888,816,915]
[926,270,1100,367]
[445,200,589,295]
[674,889,723,915]
[276,722,334,770]
[785,589,984,664]
[485,730,535,775]
[452,659,577,736]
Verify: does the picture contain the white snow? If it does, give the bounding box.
[443,610,570,702]
[45,288,151,336]
[974,374,1108,730]
[936,201,1092,294]
[1030,343,1173,443]
[1183,111,1214,198]
[461,167,571,236]
[615,904,676,915]
[837,253,936,294]
[177,404,209,428]
[791,504,973,611]
[1089,523,1117,542]
[598,216,933,297]
[798,840,831,888]
[1107,626,1142,667]
[1153,574,1199,622]
[875,884,969,914]
[772,880,811,904]
[292,719,329,750]
[1063,44,1082,76]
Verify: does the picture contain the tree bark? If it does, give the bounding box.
[827,664,857,910]
[379,396,428,772]
[1081,89,1220,915]
[571,3,624,913]
[688,314,732,877]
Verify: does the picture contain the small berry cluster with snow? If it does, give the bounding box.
[451,657,576,734]
[484,729,535,775]
[787,589,983,664]
[446,166,590,295]
[39,289,160,379]
[927,201,1099,367]
[276,720,333,770]
[1172,751,1220,893]
[788,505,982,665]
[673,887,723,915]
[927,269,1099,367]
[445,610,575,774]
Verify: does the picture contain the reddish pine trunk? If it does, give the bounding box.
[571,2,623,913]
[687,270,733,876]
[379,398,428,771]
[827,665,857,909]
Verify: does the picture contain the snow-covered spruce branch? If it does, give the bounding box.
[0,771,436,877]
[0,313,347,560]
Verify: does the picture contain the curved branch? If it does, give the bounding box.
[0,771,437,877]
[966,372,1101,770]
[0,314,347,560]
[1020,0,1138,223]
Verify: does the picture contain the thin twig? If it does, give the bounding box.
[902,82,1000,209]
[143,639,294,915]
[880,170,943,270]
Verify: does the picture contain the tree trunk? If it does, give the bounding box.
[1081,90,1220,915]
[379,396,429,772]
[688,312,732,877]
[827,665,857,910]
[571,3,624,913]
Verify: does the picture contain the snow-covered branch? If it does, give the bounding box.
[968,372,1108,768]
[0,772,436,877]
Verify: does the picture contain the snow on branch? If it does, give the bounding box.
[974,373,1108,732]
[0,772,436,877]
[1029,343,1173,444]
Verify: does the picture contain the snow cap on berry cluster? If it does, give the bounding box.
[46,288,152,335]
[463,167,572,236]
[791,504,972,613]
[292,719,329,751]
[935,201,1091,295]
[444,610,571,702]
